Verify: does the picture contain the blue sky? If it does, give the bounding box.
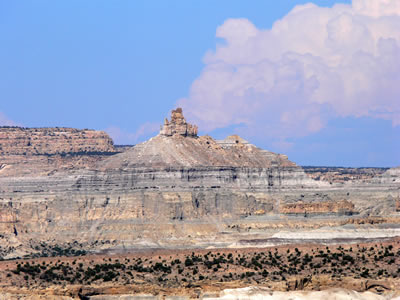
[1,0,399,167]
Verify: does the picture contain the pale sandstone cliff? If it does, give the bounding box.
[0,109,399,259]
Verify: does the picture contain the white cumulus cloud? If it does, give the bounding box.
[178,0,400,143]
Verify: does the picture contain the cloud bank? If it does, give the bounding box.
[178,0,400,145]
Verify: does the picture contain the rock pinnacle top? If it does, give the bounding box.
[160,108,198,137]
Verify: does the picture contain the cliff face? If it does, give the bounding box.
[0,127,116,155]
[280,200,355,215]
[0,127,118,177]
[159,107,198,137]
[0,109,399,259]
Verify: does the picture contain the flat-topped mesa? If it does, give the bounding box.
[160,108,198,137]
[0,127,116,155]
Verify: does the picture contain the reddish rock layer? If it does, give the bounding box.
[280,200,355,215]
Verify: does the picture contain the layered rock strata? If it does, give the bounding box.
[280,200,355,215]
[0,127,116,155]
[160,108,198,137]
[303,167,389,183]
[0,127,118,177]
[0,108,399,258]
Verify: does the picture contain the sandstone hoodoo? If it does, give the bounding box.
[99,108,298,169]
[160,107,198,137]
[0,108,399,260]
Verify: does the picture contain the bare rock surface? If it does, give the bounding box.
[206,287,389,300]
[0,108,399,258]
[98,133,295,170]
[0,127,115,155]
[160,107,198,137]
[303,166,389,183]
[0,127,118,177]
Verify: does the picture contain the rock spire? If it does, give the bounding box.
[160,108,198,137]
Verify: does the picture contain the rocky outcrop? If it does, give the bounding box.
[280,200,355,215]
[205,287,387,300]
[303,167,388,183]
[160,108,198,137]
[0,108,399,258]
[287,276,312,291]
[99,133,297,170]
[0,289,388,300]
[0,154,111,177]
[378,167,400,184]
[0,127,118,177]
[0,127,116,155]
